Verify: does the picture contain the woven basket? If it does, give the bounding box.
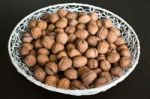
[8,3,140,96]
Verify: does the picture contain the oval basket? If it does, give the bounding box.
[8,3,140,96]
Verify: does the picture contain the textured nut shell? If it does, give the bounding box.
[97,40,109,54]
[22,43,33,51]
[65,26,76,34]
[75,29,89,39]
[120,49,131,57]
[58,57,72,71]
[37,20,47,30]
[34,39,42,49]
[47,24,55,32]
[34,67,46,82]
[97,26,108,40]
[66,12,77,20]
[42,36,54,49]
[97,54,106,61]
[115,36,125,45]
[31,27,42,39]
[23,32,33,43]
[52,42,64,54]
[49,54,57,62]
[68,33,76,43]
[45,62,58,75]
[73,56,87,67]
[68,49,81,58]
[103,19,113,28]
[78,14,91,23]
[28,20,37,29]
[87,21,98,35]
[24,54,36,67]
[95,77,108,87]
[76,39,88,53]
[107,30,118,43]
[87,36,100,47]
[71,80,86,90]
[58,9,68,17]
[96,20,102,27]
[57,78,70,89]
[56,32,68,44]
[106,52,120,63]
[89,12,98,21]
[48,13,59,23]
[109,27,121,36]
[37,48,49,55]
[120,56,131,69]
[57,51,68,60]
[85,48,98,58]
[69,19,78,26]
[111,66,123,77]
[66,43,76,51]
[77,24,86,30]
[37,55,49,65]
[100,60,111,71]
[87,58,98,69]
[100,71,112,83]
[45,76,59,87]
[117,44,128,51]
[64,68,78,80]
[56,17,68,28]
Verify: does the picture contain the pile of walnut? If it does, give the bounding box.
[20,9,131,90]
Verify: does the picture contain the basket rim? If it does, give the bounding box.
[8,3,140,96]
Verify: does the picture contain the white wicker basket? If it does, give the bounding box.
[8,3,140,96]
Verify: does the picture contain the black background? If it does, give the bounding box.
[1,0,150,99]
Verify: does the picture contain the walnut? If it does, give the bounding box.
[117,44,128,51]
[107,30,118,43]
[120,49,131,57]
[97,40,109,54]
[97,26,108,40]
[24,54,36,67]
[69,19,78,26]
[34,66,46,82]
[106,51,120,63]
[111,66,123,77]
[57,78,70,89]
[37,54,49,65]
[56,17,68,28]
[73,56,87,68]
[85,48,98,58]
[76,39,88,53]
[97,54,106,61]
[55,28,64,33]
[45,76,59,87]
[89,12,98,21]
[34,39,42,49]
[95,77,108,87]
[31,27,42,39]
[87,36,100,47]
[66,12,77,20]
[58,57,72,71]
[58,9,68,17]
[78,14,91,23]
[77,23,86,30]
[96,19,102,27]
[47,24,55,32]
[93,68,102,74]
[100,71,112,83]
[57,51,68,60]
[28,20,37,29]
[49,54,57,62]
[109,43,117,50]
[37,48,50,55]
[70,80,86,90]
[87,59,98,69]
[78,66,97,85]
[75,29,89,39]
[65,26,76,34]
[42,36,54,49]
[20,43,33,56]
[103,18,113,28]
[119,56,131,69]
[64,68,78,80]
[100,60,111,71]
[37,20,47,30]
[109,27,121,36]
[115,36,125,45]
[66,43,76,51]
[48,13,59,23]
[45,62,58,75]
[68,48,81,58]
[87,21,98,35]
[52,42,64,54]
[23,32,33,43]
[56,32,68,44]
[68,33,76,43]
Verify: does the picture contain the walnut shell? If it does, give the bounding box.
[48,13,59,23]
[117,44,128,51]
[96,19,102,27]
[107,30,118,43]
[42,36,54,49]
[87,36,100,47]
[87,58,98,69]
[78,14,91,23]
[97,40,109,54]
[57,78,70,89]
[109,27,121,36]
[77,23,86,30]
[103,18,113,28]
[23,32,33,43]
[66,43,76,51]
[45,76,59,87]
[70,80,86,90]
[68,33,76,43]
[55,28,64,33]
[37,54,49,65]
[89,12,98,21]
[115,36,125,45]
[31,27,42,39]
[47,24,55,32]
[100,71,112,83]
[24,54,36,67]
[45,62,58,75]
[58,57,72,71]
[56,32,68,44]
[28,20,37,29]
[97,26,108,40]
[95,77,108,87]
[49,54,57,62]
[73,56,87,68]
[119,56,131,69]
[57,51,68,60]
[34,66,46,82]
[75,29,89,39]
[37,48,49,55]
[85,48,98,58]
[64,68,78,80]
[111,66,123,77]
[87,21,98,35]
[51,42,64,54]
[55,17,68,28]
[68,48,81,58]
[97,54,106,61]
[120,49,131,57]
[76,39,88,53]
[65,26,76,34]
[100,60,111,71]
[93,68,102,74]
[37,20,47,30]
[58,9,68,17]
[34,39,42,49]
[109,43,117,50]
[106,51,120,63]
[66,12,77,20]
[69,19,78,26]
